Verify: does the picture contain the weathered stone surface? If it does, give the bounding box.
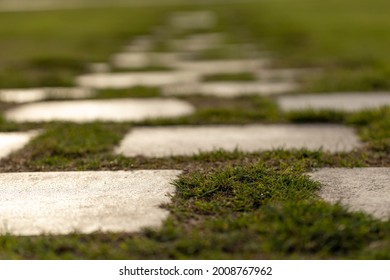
[0,131,39,159]
[175,59,269,75]
[5,99,195,123]
[115,124,362,157]
[169,11,216,30]
[168,33,224,52]
[162,81,298,97]
[111,52,180,69]
[277,93,390,112]
[255,68,321,81]
[0,88,94,103]
[308,168,390,220]
[76,71,199,89]
[0,170,181,235]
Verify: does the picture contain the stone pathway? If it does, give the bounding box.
[5,99,194,123]
[1,9,389,238]
[0,170,180,235]
[308,168,390,220]
[115,124,362,157]
[0,131,39,159]
[277,92,390,112]
[0,87,94,103]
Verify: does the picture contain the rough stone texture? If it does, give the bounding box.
[308,168,390,220]
[169,11,216,31]
[124,35,154,52]
[5,98,195,123]
[255,68,321,81]
[115,124,362,157]
[162,81,298,97]
[277,93,390,112]
[168,33,224,52]
[0,170,181,235]
[0,131,39,159]
[76,71,199,89]
[111,52,180,69]
[0,88,94,103]
[175,59,269,75]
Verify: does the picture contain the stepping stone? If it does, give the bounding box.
[0,131,39,159]
[308,168,390,220]
[162,81,298,97]
[111,52,180,69]
[256,68,321,81]
[168,33,224,52]
[76,71,199,89]
[88,62,110,73]
[0,170,181,235]
[5,98,195,123]
[277,93,390,112]
[115,124,362,157]
[124,35,155,52]
[169,11,216,31]
[175,59,269,75]
[0,87,94,103]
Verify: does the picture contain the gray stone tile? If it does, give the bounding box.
[111,52,180,69]
[168,33,224,52]
[5,98,195,123]
[115,124,362,157]
[0,131,39,159]
[308,168,390,220]
[162,81,298,97]
[277,93,390,112]
[0,87,94,103]
[174,59,269,75]
[169,11,216,31]
[76,71,199,89]
[0,170,181,235]
[255,68,322,81]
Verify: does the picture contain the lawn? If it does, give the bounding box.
[0,0,389,259]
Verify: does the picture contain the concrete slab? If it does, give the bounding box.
[76,71,199,89]
[162,81,298,97]
[115,124,362,157]
[255,68,321,81]
[175,59,269,75]
[0,88,95,103]
[168,33,224,52]
[277,93,390,112]
[124,35,154,52]
[0,170,181,235]
[0,131,39,159]
[308,168,390,220]
[5,99,195,123]
[169,11,216,31]
[111,52,180,69]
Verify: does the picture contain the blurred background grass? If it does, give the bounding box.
[0,0,389,90]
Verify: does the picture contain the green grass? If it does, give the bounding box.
[202,72,256,82]
[216,0,390,92]
[0,6,173,88]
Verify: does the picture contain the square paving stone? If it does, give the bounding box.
[174,59,269,75]
[169,11,216,31]
[168,33,224,52]
[115,124,362,157]
[277,93,390,112]
[0,170,181,235]
[76,71,199,89]
[111,52,180,69]
[308,168,390,220]
[5,98,195,123]
[162,81,298,97]
[0,87,94,103]
[0,131,39,159]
